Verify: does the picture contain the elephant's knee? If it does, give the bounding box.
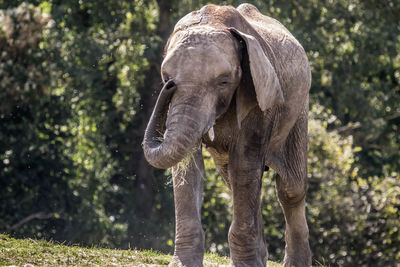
[276,179,307,208]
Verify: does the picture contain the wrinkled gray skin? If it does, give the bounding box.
[143,3,311,267]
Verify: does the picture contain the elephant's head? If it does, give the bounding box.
[143,13,283,169]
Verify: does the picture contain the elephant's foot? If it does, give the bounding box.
[283,223,311,267]
[170,222,205,267]
[229,258,265,267]
[283,255,311,267]
[168,254,203,267]
[283,241,312,267]
[228,228,267,267]
[229,251,267,267]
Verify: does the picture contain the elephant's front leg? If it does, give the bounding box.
[228,139,267,267]
[169,144,205,267]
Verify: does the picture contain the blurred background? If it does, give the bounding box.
[0,0,399,265]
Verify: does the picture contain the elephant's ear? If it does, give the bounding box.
[229,27,284,128]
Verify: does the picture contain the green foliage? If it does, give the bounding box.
[0,1,174,250]
[0,2,76,240]
[306,106,400,265]
[1,1,399,266]
[266,0,400,178]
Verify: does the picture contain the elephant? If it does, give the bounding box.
[142,3,312,267]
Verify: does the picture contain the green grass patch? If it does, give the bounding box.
[0,234,282,266]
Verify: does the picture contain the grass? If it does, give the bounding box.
[0,234,283,266]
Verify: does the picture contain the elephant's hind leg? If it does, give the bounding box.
[169,144,205,267]
[275,117,311,267]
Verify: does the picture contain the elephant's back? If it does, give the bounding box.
[237,4,291,36]
[236,4,308,67]
[236,4,298,47]
[237,4,310,96]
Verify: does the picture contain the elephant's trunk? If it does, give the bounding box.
[143,81,206,169]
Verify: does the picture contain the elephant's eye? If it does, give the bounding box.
[219,80,230,87]
[217,75,230,86]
